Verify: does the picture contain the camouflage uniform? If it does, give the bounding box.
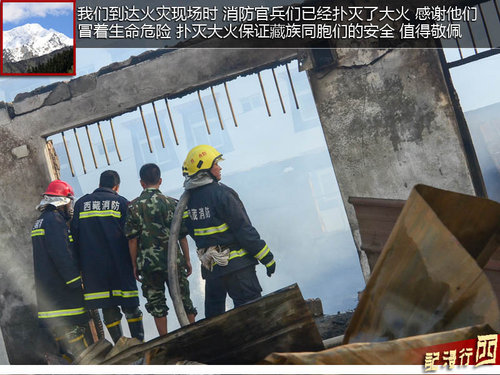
[125,188,197,318]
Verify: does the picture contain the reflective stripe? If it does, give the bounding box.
[127,316,143,323]
[194,223,229,236]
[31,229,45,237]
[38,307,85,319]
[122,290,139,298]
[266,259,276,268]
[85,290,138,300]
[79,210,121,219]
[84,291,110,300]
[254,244,270,261]
[112,290,139,298]
[106,320,121,328]
[66,275,81,285]
[182,211,189,219]
[68,334,84,344]
[68,235,74,242]
[228,249,247,260]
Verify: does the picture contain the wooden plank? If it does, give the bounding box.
[350,191,500,301]
[416,185,500,262]
[349,196,405,270]
[486,259,500,272]
[102,284,324,365]
[74,339,113,365]
[263,324,495,364]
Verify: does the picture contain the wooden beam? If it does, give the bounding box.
[102,284,324,365]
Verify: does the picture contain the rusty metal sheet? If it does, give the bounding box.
[344,184,500,344]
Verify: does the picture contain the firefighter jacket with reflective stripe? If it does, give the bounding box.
[31,206,87,328]
[185,181,275,279]
[71,187,139,309]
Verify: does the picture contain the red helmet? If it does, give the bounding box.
[44,180,74,198]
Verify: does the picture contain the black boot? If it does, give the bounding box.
[105,321,123,344]
[127,318,144,342]
[103,306,123,344]
[124,307,145,342]
[63,326,88,359]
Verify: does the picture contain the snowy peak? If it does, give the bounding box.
[11,22,45,36]
[3,23,73,62]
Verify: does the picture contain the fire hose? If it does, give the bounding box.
[167,190,190,327]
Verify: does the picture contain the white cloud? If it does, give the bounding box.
[3,2,73,24]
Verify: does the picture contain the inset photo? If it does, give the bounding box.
[2,1,75,75]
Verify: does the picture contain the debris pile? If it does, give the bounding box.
[263,184,500,364]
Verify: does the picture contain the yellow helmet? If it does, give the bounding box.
[182,145,223,177]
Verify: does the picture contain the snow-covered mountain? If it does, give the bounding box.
[3,23,73,63]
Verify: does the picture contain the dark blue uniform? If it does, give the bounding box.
[31,206,87,329]
[184,181,275,317]
[71,188,139,310]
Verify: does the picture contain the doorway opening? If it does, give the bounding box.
[47,58,365,339]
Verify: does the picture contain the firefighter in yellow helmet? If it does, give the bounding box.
[182,145,276,318]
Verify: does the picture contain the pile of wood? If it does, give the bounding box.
[264,184,500,364]
[76,284,324,365]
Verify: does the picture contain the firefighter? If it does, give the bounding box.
[125,163,197,336]
[31,180,88,360]
[70,170,144,343]
[182,145,276,318]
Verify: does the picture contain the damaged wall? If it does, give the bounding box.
[0,47,476,363]
[306,48,476,280]
[0,105,55,363]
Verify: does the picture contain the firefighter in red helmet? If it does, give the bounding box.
[31,180,88,361]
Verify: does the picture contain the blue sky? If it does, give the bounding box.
[3,2,73,37]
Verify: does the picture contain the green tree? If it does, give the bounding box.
[28,48,74,74]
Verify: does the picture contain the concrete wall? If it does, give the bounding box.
[306,48,475,278]
[0,47,475,362]
[0,109,55,363]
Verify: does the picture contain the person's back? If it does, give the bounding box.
[128,188,177,264]
[33,206,83,318]
[71,170,144,343]
[126,163,197,336]
[32,180,88,359]
[73,187,131,297]
[182,145,276,319]
[186,180,259,278]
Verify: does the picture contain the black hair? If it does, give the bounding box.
[140,163,161,186]
[99,170,120,189]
